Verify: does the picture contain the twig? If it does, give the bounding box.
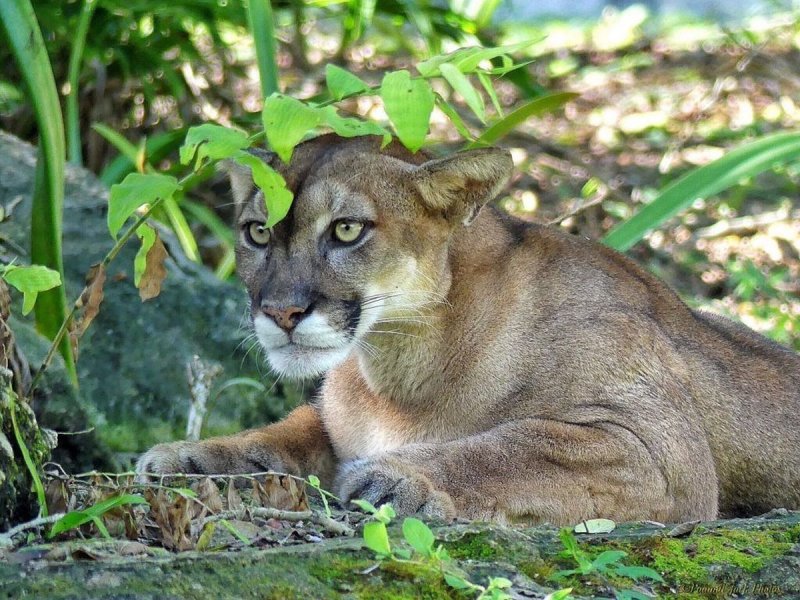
[548,188,608,226]
[185,355,223,442]
[695,207,800,239]
[0,512,65,548]
[205,506,354,537]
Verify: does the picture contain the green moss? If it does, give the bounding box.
[444,532,501,561]
[308,552,457,599]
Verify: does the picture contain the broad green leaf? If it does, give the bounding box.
[320,106,391,145]
[591,550,627,571]
[380,71,434,152]
[613,565,665,583]
[307,475,321,487]
[603,131,800,251]
[363,521,391,556]
[108,173,180,238]
[49,494,147,538]
[435,96,474,141]
[574,518,616,534]
[401,517,435,556]
[468,92,578,148]
[440,63,485,123]
[180,124,250,170]
[2,265,61,315]
[134,224,156,287]
[262,94,321,163]
[233,153,294,227]
[325,64,369,100]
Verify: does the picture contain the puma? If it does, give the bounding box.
[137,134,800,525]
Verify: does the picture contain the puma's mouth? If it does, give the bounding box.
[266,344,352,379]
[253,312,357,379]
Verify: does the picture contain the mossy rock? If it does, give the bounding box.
[3,513,799,599]
[0,373,50,528]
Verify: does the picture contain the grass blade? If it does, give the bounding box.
[603,131,800,251]
[65,0,98,166]
[467,92,578,148]
[247,0,280,97]
[1,0,76,384]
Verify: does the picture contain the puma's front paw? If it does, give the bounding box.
[135,440,285,480]
[336,456,456,521]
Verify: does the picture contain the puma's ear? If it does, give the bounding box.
[413,148,513,226]
[222,148,277,206]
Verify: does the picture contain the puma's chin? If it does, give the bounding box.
[267,344,352,379]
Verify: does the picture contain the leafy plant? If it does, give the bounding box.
[354,499,515,599]
[48,493,148,539]
[306,474,338,518]
[553,529,663,599]
[0,0,76,384]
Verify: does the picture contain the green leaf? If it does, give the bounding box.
[380,71,434,152]
[613,565,665,583]
[325,65,369,101]
[49,494,147,538]
[477,71,503,117]
[219,519,252,545]
[108,173,180,238]
[574,518,616,534]
[603,131,800,251]
[320,106,391,144]
[246,0,279,97]
[416,42,534,78]
[232,153,294,227]
[468,92,578,148]
[488,577,512,589]
[262,94,322,163]
[591,550,627,572]
[351,499,378,514]
[440,63,485,123]
[180,124,251,170]
[375,503,396,525]
[394,547,412,559]
[544,589,574,600]
[435,96,474,141]
[2,265,61,315]
[1,0,74,381]
[401,517,435,557]
[363,521,391,556]
[134,224,156,287]
[443,572,474,590]
[307,475,321,488]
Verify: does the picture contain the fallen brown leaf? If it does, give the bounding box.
[253,475,308,512]
[70,263,107,359]
[192,477,224,518]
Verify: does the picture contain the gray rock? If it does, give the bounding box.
[0,131,295,471]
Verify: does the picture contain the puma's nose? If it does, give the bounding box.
[261,305,307,332]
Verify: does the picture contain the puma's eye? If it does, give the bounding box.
[333,220,365,244]
[245,222,271,247]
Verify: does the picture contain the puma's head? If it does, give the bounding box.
[227,134,512,379]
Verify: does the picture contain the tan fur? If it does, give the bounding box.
[138,134,800,525]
